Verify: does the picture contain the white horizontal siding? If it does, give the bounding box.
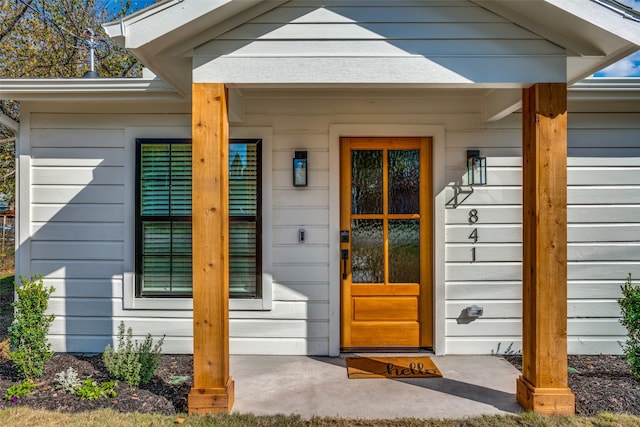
[31,242,124,260]
[193,0,565,84]
[21,95,639,357]
[216,23,542,41]
[202,39,563,57]
[32,166,124,185]
[446,281,625,301]
[273,208,328,226]
[47,278,123,299]
[445,243,640,262]
[32,185,124,204]
[444,111,640,355]
[31,147,124,166]
[445,301,621,319]
[31,223,123,241]
[446,319,626,337]
[250,3,508,25]
[26,119,149,353]
[32,204,124,223]
[272,282,329,301]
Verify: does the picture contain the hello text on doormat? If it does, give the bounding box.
[346,356,443,379]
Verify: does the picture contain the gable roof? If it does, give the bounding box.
[104,0,640,96]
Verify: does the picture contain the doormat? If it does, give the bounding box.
[346,356,443,379]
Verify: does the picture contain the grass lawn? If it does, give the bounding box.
[1,408,640,426]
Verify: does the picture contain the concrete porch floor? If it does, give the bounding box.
[230,355,523,419]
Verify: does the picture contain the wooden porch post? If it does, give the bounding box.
[188,83,234,414]
[516,83,575,415]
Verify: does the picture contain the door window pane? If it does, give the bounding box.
[351,150,383,214]
[351,219,384,283]
[389,219,420,283]
[389,150,420,214]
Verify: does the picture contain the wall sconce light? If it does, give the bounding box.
[467,150,487,186]
[293,151,308,187]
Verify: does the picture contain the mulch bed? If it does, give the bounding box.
[0,353,193,414]
[504,354,640,415]
[0,352,637,415]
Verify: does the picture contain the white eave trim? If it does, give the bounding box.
[569,77,640,100]
[103,0,185,46]
[0,111,19,132]
[0,78,184,101]
[104,0,261,50]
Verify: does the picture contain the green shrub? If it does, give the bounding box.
[5,380,36,402]
[8,275,55,380]
[76,378,117,400]
[619,273,640,380]
[137,333,164,384]
[103,321,164,386]
[103,322,140,386]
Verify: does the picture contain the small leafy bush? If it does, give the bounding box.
[5,380,36,402]
[75,379,118,400]
[103,321,164,386]
[619,273,640,380]
[138,334,164,384]
[103,322,139,386]
[8,275,55,380]
[55,367,82,393]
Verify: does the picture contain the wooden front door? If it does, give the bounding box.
[340,137,433,350]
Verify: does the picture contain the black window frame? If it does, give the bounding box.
[135,138,262,298]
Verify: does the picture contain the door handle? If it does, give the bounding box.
[341,249,349,280]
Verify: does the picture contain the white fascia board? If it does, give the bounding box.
[0,111,19,132]
[569,77,640,101]
[546,0,640,46]
[105,0,262,51]
[0,78,183,101]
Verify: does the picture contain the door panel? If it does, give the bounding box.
[340,137,432,350]
[353,297,419,321]
[349,323,420,348]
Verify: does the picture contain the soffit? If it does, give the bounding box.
[472,0,640,82]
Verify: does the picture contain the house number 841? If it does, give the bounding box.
[468,209,478,262]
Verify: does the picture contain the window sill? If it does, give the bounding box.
[123,296,272,311]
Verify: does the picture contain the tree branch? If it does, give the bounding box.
[0,0,35,43]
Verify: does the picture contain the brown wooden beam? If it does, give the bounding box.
[517,83,575,415]
[188,83,234,414]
